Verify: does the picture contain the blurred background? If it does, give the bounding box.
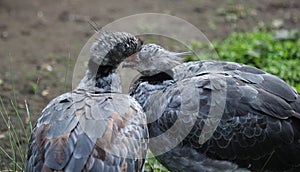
[0,0,299,171]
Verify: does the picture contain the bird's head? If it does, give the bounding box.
[89,32,143,72]
[123,43,191,76]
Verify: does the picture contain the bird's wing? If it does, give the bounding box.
[83,93,148,172]
[188,72,300,170]
[26,91,148,172]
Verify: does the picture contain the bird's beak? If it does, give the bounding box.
[122,53,138,68]
[175,51,193,57]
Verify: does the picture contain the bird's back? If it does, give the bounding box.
[26,90,148,172]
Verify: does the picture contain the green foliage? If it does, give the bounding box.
[189,30,300,91]
[145,151,169,172]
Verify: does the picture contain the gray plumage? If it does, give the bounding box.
[26,32,148,172]
[126,44,300,171]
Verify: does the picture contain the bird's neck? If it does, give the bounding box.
[138,71,174,84]
[77,65,122,93]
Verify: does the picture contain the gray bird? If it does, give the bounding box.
[26,32,148,172]
[124,43,300,172]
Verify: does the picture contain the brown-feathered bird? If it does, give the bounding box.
[26,32,148,172]
[124,43,300,172]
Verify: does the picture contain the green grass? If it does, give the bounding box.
[188,29,300,91]
[0,98,32,171]
[0,29,299,171]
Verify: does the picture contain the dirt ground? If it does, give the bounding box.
[0,0,299,169]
